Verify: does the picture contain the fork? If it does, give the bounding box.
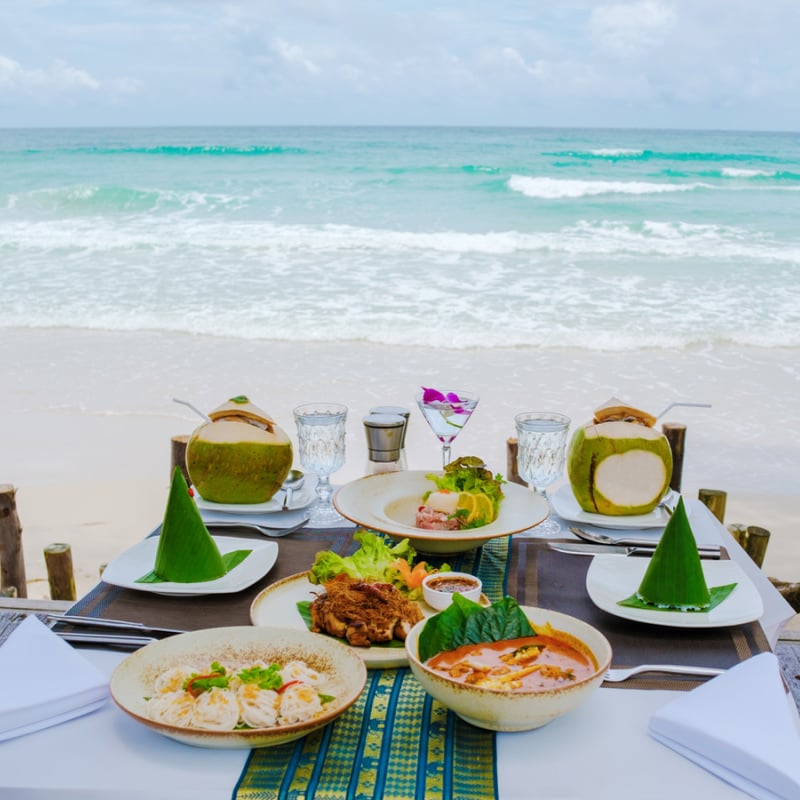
[206,518,309,538]
[569,526,720,555]
[604,664,725,682]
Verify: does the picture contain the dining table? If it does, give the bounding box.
[0,496,796,800]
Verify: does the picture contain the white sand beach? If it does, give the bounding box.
[2,328,798,614]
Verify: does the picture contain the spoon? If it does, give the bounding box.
[173,397,210,422]
[281,469,305,511]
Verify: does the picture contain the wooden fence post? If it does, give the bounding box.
[661,423,686,492]
[506,438,527,486]
[0,484,27,599]
[44,543,76,601]
[745,526,770,568]
[171,434,191,486]
[698,488,727,524]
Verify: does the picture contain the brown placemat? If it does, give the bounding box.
[67,525,483,633]
[68,526,359,631]
[506,538,771,690]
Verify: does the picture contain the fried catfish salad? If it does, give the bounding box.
[310,574,424,647]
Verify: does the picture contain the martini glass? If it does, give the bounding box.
[515,411,571,536]
[293,402,348,525]
[416,388,479,469]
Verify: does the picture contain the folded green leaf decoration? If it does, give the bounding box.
[136,467,250,583]
[618,496,737,612]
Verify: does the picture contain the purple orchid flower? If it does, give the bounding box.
[421,387,468,414]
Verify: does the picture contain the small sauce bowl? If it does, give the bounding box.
[422,571,482,611]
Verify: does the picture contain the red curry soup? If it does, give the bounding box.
[426,630,597,692]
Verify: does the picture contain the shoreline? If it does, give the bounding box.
[1,327,798,602]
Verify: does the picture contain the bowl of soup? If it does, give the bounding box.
[404,606,612,731]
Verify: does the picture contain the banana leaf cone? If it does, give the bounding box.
[154,467,227,582]
[636,496,711,610]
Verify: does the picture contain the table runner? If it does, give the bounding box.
[236,534,509,800]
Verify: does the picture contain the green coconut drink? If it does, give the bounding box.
[567,399,672,516]
[186,395,293,504]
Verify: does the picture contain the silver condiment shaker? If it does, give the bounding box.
[363,413,406,473]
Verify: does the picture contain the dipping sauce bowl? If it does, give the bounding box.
[422,571,482,610]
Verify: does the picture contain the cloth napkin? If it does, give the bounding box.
[0,615,109,741]
[649,652,800,800]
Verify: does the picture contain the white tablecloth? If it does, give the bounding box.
[0,500,794,800]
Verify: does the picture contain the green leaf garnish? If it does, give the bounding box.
[417,595,535,662]
[618,582,738,611]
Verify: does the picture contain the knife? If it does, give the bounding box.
[547,541,721,559]
[47,614,186,637]
[54,630,156,650]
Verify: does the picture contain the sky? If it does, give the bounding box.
[1,0,799,131]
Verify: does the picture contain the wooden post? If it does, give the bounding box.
[745,526,770,568]
[697,488,727,524]
[44,543,76,601]
[506,438,527,486]
[726,523,749,550]
[661,423,686,493]
[171,434,191,485]
[0,484,27,599]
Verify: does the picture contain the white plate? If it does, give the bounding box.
[193,480,315,515]
[101,536,278,596]
[332,470,549,554]
[250,571,440,669]
[110,626,366,749]
[550,484,678,530]
[585,555,763,628]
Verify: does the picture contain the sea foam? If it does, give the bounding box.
[507,175,710,199]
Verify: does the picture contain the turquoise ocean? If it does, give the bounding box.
[1,126,799,350]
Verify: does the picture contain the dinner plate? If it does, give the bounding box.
[110,626,366,749]
[550,484,678,530]
[193,480,315,515]
[585,555,763,628]
[333,470,549,554]
[251,571,450,669]
[101,536,278,596]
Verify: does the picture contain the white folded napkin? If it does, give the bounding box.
[649,652,800,800]
[0,615,109,741]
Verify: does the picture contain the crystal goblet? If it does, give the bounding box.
[293,402,348,526]
[515,411,571,536]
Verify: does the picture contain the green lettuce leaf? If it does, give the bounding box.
[308,530,415,586]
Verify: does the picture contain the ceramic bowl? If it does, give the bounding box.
[404,606,612,732]
[422,571,482,610]
[110,626,367,748]
[333,471,549,555]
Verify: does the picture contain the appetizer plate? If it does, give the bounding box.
[101,536,278,596]
[193,481,315,515]
[585,555,763,628]
[110,626,366,749]
[333,470,549,554]
[550,484,679,530]
[250,571,482,669]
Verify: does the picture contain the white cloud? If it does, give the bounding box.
[272,38,321,75]
[590,1,676,59]
[0,55,101,91]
